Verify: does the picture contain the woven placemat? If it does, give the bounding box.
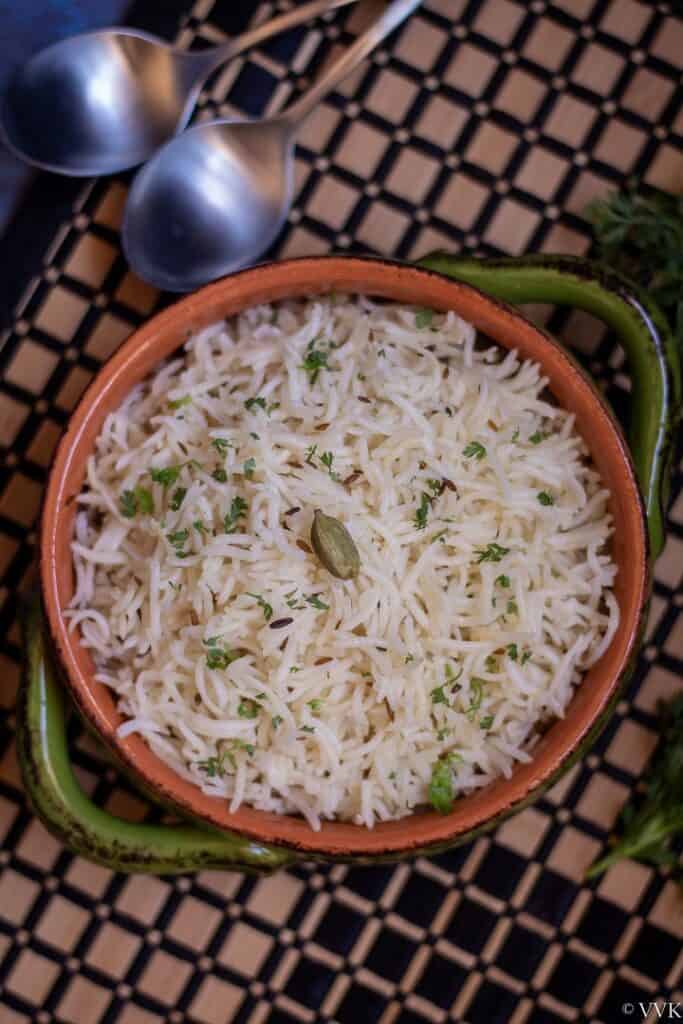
[0,2,682,1022]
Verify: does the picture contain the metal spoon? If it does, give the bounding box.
[123,0,422,292]
[0,0,357,177]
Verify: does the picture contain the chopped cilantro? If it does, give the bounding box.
[244,396,267,412]
[475,543,510,564]
[511,428,520,442]
[206,646,237,670]
[212,468,228,483]
[320,451,339,480]
[537,491,554,506]
[506,643,518,661]
[495,574,510,588]
[150,466,181,488]
[246,592,273,622]
[167,528,189,551]
[485,655,498,672]
[431,685,448,705]
[306,594,329,611]
[307,699,323,713]
[305,444,318,465]
[521,651,532,665]
[429,755,460,814]
[272,715,283,729]
[120,490,137,518]
[170,487,186,511]
[415,308,434,329]
[507,598,519,615]
[463,441,487,460]
[529,431,546,444]
[466,678,486,719]
[243,457,256,479]
[301,725,316,734]
[300,344,330,385]
[211,438,232,455]
[169,395,191,410]
[480,714,494,731]
[120,487,154,518]
[223,496,248,533]
[238,699,260,719]
[414,492,431,530]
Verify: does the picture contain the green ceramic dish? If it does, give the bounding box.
[18,254,681,874]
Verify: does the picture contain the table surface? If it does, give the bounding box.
[0,2,682,1023]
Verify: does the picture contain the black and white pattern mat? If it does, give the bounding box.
[0,1,682,1021]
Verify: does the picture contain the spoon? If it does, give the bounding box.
[0,0,357,177]
[123,0,422,292]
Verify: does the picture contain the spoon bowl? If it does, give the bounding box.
[0,0,356,177]
[1,31,201,176]
[123,119,294,291]
[123,0,423,290]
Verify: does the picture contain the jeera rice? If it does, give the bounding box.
[67,295,619,830]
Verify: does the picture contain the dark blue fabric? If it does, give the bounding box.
[0,0,132,228]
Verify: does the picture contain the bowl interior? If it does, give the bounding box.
[41,257,648,856]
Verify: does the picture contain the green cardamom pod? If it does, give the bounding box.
[310,509,360,581]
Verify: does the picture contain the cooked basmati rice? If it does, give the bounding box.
[68,295,619,830]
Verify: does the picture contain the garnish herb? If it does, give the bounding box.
[587,693,683,884]
[212,468,228,483]
[243,458,256,479]
[170,487,186,511]
[495,575,510,588]
[506,643,518,661]
[169,396,191,410]
[205,645,238,670]
[305,444,318,465]
[414,492,432,530]
[306,594,330,611]
[429,753,462,814]
[285,590,306,610]
[320,451,339,480]
[151,466,181,488]
[529,431,546,444]
[246,592,273,622]
[244,396,267,412]
[485,655,498,672]
[475,543,510,563]
[238,699,260,719]
[463,441,487,460]
[307,700,323,713]
[521,651,532,665]
[120,487,154,518]
[272,715,283,729]
[537,491,554,506]
[405,654,414,664]
[507,598,519,615]
[300,342,330,385]
[431,686,448,705]
[196,740,254,777]
[511,428,520,442]
[465,678,485,719]
[211,438,232,455]
[223,496,248,533]
[301,725,316,734]
[445,662,463,687]
[193,520,206,534]
[167,528,189,555]
[480,714,494,731]
[587,188,683,354]
[415,308,434,329]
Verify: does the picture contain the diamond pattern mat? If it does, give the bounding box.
[0,1,682,1021]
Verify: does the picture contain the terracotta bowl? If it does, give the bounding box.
[41,256,648,858]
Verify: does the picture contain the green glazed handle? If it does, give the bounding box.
[17,597,297,874]
[420,253,682,559]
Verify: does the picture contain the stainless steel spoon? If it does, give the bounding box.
[123,0,422,292]
[0,0,357,176]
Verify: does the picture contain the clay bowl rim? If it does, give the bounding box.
[40,255,649,858]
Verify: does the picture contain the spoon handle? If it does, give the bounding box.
[193,0,359,78]
[281,0,423,127]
